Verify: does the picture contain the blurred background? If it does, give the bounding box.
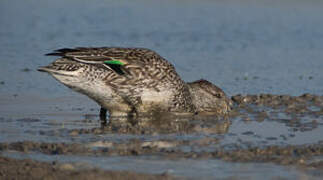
[0,0,322,97]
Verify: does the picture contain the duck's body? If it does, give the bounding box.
[38,47,231,119]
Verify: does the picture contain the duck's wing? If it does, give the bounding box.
[46,47,156,75]
[46,47,185,109]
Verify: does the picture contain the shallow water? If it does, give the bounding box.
[0,0,323,96]
[1,0,323,179]
[3,151,316,180]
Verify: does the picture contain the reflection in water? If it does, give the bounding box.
[105,113,232,135]
[0,94,321,147]
[79,93,323,147]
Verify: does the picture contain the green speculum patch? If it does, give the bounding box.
[104,60,125,66]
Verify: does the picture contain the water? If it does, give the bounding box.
[3,151,314,180]
[1,0,323,179]
[0,0,322,96]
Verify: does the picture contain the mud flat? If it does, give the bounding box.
[1,141,323,166]
[0,94,323,179]
[0,156,175,180]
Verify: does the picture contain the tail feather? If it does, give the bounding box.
[45,52,64,56]
[45,48,82,56]
[55,48,79,53]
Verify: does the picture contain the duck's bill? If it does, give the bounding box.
[37,66,77,77]
[37,66,52,73]
[37,66,62,74]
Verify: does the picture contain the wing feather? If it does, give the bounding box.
[46,47,149,64]
[45,47,165,75]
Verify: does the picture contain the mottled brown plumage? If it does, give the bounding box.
[38,47,231,119]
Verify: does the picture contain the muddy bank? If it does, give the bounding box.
[0,156,175,180]
[1,141,323,166]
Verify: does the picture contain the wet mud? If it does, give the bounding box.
[1,140,323,166]
[0,94,323,179]
[0,156,175,180]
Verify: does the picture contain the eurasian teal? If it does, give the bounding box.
[38,47,232,120]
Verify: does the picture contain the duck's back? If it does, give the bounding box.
[44,47,195,115]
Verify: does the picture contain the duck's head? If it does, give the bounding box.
[187,79,232,115]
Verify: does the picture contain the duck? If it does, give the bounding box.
[38,47,232,121]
